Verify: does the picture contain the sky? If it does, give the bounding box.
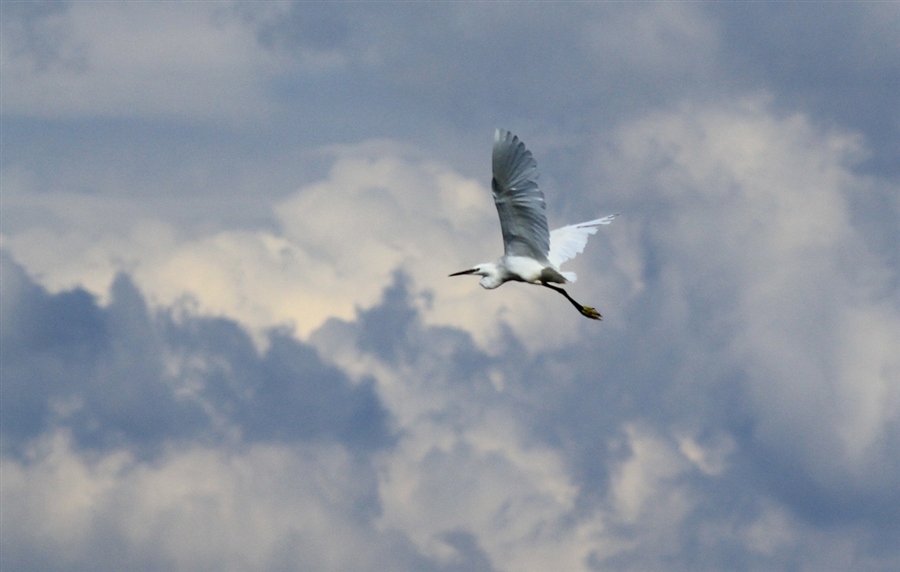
[1,2,899,571]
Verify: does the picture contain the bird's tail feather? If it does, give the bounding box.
[561,271,577,282]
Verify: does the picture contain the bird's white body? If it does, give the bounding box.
[471,256,548,289]
[450,129,618,319]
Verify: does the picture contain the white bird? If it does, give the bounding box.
[450,129,618,320]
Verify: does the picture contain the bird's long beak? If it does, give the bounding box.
[449,268,478,277]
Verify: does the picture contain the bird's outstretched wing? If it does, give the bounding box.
[492,129,550,261]
[548,214,619,280]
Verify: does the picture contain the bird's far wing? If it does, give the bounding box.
[492,129,550,261]
[548,214,619,269]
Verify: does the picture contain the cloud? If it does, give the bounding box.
[312,261,898,570]
[3,3,899,570]
[708,3,900,176]
[3,137,620,351]
[4,98,898,508]
[0,257,597,572]
[592,99,900,500]
[1,0,88,74]
[1,432,422,572]
[3,229,899,570]
[1,2,279,121]
[0,253,392,457]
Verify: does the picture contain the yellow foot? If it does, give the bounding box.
[580,306,602,320]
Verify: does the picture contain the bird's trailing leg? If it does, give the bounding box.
[541,282,602,320]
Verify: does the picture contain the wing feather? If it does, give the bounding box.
[492,129,550,261]
[548,214,619,277]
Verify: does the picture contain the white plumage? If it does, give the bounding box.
[450,129,618,320]
[549,214,619,282]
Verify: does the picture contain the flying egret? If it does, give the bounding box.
[450,129,618,320]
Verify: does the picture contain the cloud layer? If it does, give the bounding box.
[2,2,899,571]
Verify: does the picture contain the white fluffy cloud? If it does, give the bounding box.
[1,432,413,572]
[595,98,900,489]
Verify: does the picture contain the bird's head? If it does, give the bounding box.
[449,263,503,289]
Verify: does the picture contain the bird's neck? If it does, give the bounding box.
[479,263,505,289]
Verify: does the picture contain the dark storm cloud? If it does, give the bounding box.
[0,252,392,457]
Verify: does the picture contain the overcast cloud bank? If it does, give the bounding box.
[2,2,899,571]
